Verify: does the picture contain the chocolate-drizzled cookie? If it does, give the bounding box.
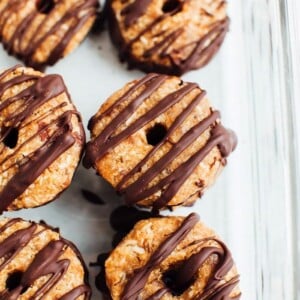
[0,65,85,213]
[105,213,241,299]
[84,74,237,211]
[0,0,99,70]
[107,0,229,75]
[0,218,91,299]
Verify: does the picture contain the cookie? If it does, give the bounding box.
[0,65,85,213]
[0,218,90,299]
[107,0,229,75]
[105,213,241,299]
[0,0,99,70]
[84,73,237,211]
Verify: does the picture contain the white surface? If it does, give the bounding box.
[0,1,299,299]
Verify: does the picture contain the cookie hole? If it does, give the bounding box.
[163,268,195,296]
[146,123,167,146]
[162,0,182,13]
[6,271,28,293]
[2,127,19,149]
[36,0,55,14]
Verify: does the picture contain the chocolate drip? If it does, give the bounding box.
[197,276,241,300]
[81,189,105,205]
[144,28,185,58]
[84,73,236,209]
[121,213,199,300]
[60,285,91,300]
[147,288,169,300]
[176,18,229,73]
[0,0,98,69]
[109,0,229,75]
[0,219,90,299]
[0,67,82,212]
[173,240,233,293]
[0,224,37,272]
[121,0,152,27]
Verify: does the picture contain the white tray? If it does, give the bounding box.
[1,1,299,299]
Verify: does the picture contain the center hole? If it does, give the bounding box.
[146,123,167,146]
[163,267,195,296]
[162,0,182,13]
[6,271,27,292]
[36,0,55,14]
[2,127,19,149]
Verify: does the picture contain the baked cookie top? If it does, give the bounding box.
[84,73,237,211]
[0,0,98,69]
[105,213,241,300]
[0,65,85,213]
[107,0,229,75]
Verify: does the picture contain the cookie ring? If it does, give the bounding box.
[0,218,91,299]
[107,0,229,75]
[84,73,237,211]
[105,213,241,299]
[0,0,99,69]
[0,65,85,213]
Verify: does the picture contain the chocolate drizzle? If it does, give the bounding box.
[108,0,229,75]
[0,0,98,69]
[0,219,90,299]
[121,0,152,27]
[0,65,84,212]
[121,213,240,300]
[121,213,200,299]
[84,73,237,210]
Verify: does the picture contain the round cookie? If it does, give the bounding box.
[105,213,241,300]
[0,65,85,213]
[0,0,99,70]
[84,73,237,211]
[0,218,91,299]
[107,0,229,75]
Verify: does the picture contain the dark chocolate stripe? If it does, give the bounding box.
[178,18,230,72]
[147,288,169,300]
[0,223,37,272]
[151,123,235,211]
[121,111,220,206]
[198,276,241,300]
[0,113,75,213]
[88,73,159,128]
[60,285,91,300]
[121,213,200,300]
[116,89,206,191]
[174,240,233,291]
[0,0,98,69]
[0,219,90,300]
[144,28,185,58]
[121,0,152,27]
[0,67,81,212]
